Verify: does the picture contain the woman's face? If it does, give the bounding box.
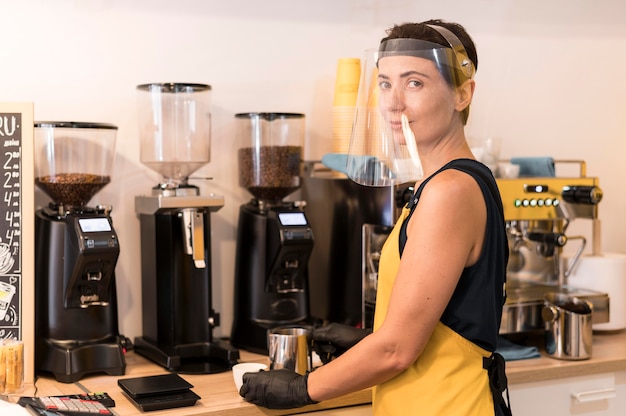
[377,55,458,146]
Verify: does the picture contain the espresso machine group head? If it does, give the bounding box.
[231,112,314,354]
[134,83,239,373]
[34,121,126,383]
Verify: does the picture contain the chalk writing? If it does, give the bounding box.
[0,113,21,339]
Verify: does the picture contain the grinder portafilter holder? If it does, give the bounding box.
[34,122,118,213]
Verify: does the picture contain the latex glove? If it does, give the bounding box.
[240,368,318,409]
[312,323,371,364]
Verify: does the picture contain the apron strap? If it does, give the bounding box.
[483,352,513,416]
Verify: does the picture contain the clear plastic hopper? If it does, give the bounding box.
[34,122,117,210]
[136,83,212,188]
[236,112,305,202]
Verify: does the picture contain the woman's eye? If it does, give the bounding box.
[378,81,391,90]
[408,80,422,88]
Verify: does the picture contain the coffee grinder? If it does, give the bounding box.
[34,121,126,383]
[134,83,239,373]
[230,112,314,354]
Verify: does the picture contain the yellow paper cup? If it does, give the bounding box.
[332,106,356,154]
[333,58,361,107]
[1,339,24,394]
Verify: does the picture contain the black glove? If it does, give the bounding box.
[239,368,318,409]
[312,323,371,364]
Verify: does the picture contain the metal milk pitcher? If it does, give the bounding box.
[542,292,593,360]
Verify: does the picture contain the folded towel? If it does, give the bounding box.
[510,157,555,177]
[321,153,350,174]
[496,336,541,361]
[321,153,382,175]
[322,153,397,186]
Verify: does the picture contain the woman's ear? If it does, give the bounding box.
[455,79,475,112]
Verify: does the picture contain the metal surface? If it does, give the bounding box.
[135,194,224,215]
[542,292,593,360]
[501,278,609,334]
[267,326,312,375]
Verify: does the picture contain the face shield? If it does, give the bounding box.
[346,25,475,187]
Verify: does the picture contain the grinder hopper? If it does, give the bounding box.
[136,83,211,189]
[34,122,117,211]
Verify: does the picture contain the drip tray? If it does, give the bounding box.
[500,279,609,334]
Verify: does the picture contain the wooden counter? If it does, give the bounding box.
[13,330,626,415]
[506,330,626,384]
[19,349,371,416]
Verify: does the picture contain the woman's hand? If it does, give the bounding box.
[239,369,318,409]
[312,323,371,364]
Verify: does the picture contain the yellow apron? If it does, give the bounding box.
[372,207,494,415]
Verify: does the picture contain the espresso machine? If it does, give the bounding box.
[230,112,314,354]
[134,83,238,373]
[496,160,610,334]
[34,121,126,383]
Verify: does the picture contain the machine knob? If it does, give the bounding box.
[561,185,603,205]
[527,232,567,247]
[527,232,567,257]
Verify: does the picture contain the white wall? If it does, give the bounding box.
[3,0,626,340]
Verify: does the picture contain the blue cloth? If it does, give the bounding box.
[510,157,555,177]
[496,336,540,361]
[321,153,381,177]
[321,153,349,174]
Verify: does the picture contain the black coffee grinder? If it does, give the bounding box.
[134,83,239,373]
[231,112,314,354]
[34,121,126,383]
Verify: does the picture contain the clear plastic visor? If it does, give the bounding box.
[346,40,472,187]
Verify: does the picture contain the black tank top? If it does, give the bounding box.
[399,159,508,351]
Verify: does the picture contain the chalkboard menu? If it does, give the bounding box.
[0,103,34,386]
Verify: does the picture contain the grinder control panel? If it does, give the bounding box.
[64,214,120,308]
[266,208,314,293]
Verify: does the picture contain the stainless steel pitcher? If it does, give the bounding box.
[542,292,593,360]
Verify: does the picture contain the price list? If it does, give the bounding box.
[0,113,23,339]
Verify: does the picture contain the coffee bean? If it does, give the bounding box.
[238,146,301,201]
[35,173,110,207]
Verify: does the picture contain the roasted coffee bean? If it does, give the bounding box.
[35,173,110,207]
[556,300,591,314]
[238,146,301,201]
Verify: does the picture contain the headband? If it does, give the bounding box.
[378,24,475,81]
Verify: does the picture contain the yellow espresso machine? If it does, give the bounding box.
[496,160,609,334]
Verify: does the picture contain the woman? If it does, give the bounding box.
[240,19,511,415]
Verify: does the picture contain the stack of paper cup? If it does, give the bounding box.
[332,58,361,154]
[0,338,24,394]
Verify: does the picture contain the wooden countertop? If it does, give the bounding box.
[13,330,626,415]
[21,350,370,416]
[505,329,626,384]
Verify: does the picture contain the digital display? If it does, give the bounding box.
[78,218,111,232]
[278,212,307,226]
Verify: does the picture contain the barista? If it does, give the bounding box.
[240,19,511,415]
